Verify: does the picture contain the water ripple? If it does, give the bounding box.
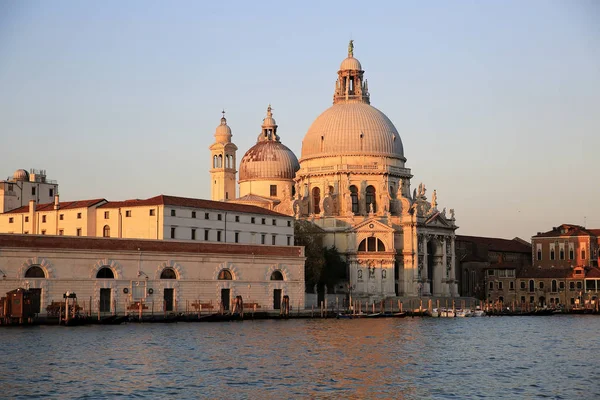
[1,317,600,398]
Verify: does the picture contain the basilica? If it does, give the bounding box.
[210,42,459,298]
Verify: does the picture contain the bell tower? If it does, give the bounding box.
[209,111,237,201]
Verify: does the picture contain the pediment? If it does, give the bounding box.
[351,217,395,234]
[424,212,452,228]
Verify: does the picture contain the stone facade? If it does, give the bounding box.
[0,234,305,316]
[456,235,531,299]
[211,42,460,298]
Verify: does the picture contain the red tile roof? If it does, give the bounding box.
[6,199,106,214]
[584,267,600,278]
[456,235,531,254]
[0,234,304,258]
[517,267,572,279]
[98,195,290,217]
[517,266,600,279]
[533,224,599,238]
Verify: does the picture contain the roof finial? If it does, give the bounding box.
[220,109,226,124]
[267,104,273,117]
[348,39,354,57]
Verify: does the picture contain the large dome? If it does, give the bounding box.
[239,141,299,181]
[300,102,404,161]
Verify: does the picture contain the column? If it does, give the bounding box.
[450,236,458,296]
[422,235,431,296]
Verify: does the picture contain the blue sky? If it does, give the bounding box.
[0,1,598,240]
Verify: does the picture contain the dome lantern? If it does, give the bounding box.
[300,42,404,162]
[258,104,280,143]
[334,40,369,105]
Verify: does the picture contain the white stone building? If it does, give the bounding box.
[0,234,305,316]
[0,169,58,213]
[210,42,459,298]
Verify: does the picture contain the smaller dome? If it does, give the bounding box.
[262,104,276,127]
[340,56,362,71]
[13,169,29,181]
[239,142,299,181]
[214,112,232,144]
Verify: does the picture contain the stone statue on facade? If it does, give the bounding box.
[348,40,354,57]
[369,203,374,215]
[345,192,353,216]
[412,188,417,201]
[293,201,300,218]
[431,189,437,210]
[449,209,455,219]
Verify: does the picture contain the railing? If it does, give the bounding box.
[302,164,412,175]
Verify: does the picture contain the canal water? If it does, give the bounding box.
[1,316,599,399]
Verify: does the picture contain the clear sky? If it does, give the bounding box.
[1,1,598,241]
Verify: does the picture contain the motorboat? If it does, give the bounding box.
[455,309,471,317]
[431,308,455,318]
[471,307,486,317]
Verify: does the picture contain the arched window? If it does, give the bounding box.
[103,225,110,238]
[366,185,376,213]
[160,268,177,279]
[529,279,535,292]
[25,266,46,278]
[551,280,557,292]
[96,267,114,279]
[539,281,544,290]
[218,154,223,168]
[270,270,284,281]
[358,238,386,252]
[350,185,359,214]
[218,269,232,280]
[213,155,217,168]
[312,187,320,214]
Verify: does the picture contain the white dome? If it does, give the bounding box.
[300,102,404,161]
[340,56,362,71]
[13,169,29,181]
[214,116,232,144]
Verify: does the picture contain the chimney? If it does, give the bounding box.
[54,193,59,210]
[29,199,36,234]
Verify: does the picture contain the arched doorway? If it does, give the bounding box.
[271,270,284,309]
[161,268,177,312]
[24,266,45,313]
[218,269,232,311]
